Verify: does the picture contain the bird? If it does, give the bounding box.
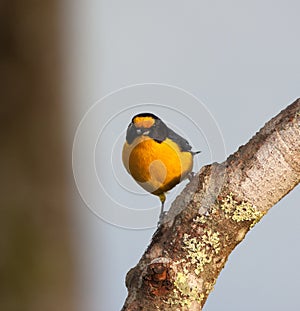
[122,113,200,224]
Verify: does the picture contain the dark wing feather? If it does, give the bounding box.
[166,127,193,152]
[148,120,168,143]
[126,123,137,144]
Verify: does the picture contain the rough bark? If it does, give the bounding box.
[122,99,300,311]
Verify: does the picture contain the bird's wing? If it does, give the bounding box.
[166,128,193,152]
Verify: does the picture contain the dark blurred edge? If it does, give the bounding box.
[0,1,75,310]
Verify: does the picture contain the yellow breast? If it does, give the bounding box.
[122,136,193,196]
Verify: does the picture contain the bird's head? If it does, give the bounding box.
[132,113,158,135]
[125,113,167,144]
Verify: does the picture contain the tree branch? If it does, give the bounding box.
[121,99,300,311]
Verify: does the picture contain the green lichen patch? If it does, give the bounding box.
[182,230,220,275]
[193,215,207,224]
[173,272,204,307]
[220,193,264,226]
[165,230,220,307]
[202,229,221,253]
[165,272,204,307]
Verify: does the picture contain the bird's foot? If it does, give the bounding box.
[187,171,196,181]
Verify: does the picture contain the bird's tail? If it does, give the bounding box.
[191,150,201,156]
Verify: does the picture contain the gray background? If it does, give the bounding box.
[64,1,300,310]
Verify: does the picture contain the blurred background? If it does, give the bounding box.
[1,1,300,311]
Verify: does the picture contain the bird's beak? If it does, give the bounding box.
[136,128,150,136]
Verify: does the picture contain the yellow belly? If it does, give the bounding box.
[122,136,193,196]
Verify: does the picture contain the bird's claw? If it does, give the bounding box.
[188,171,196,181]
